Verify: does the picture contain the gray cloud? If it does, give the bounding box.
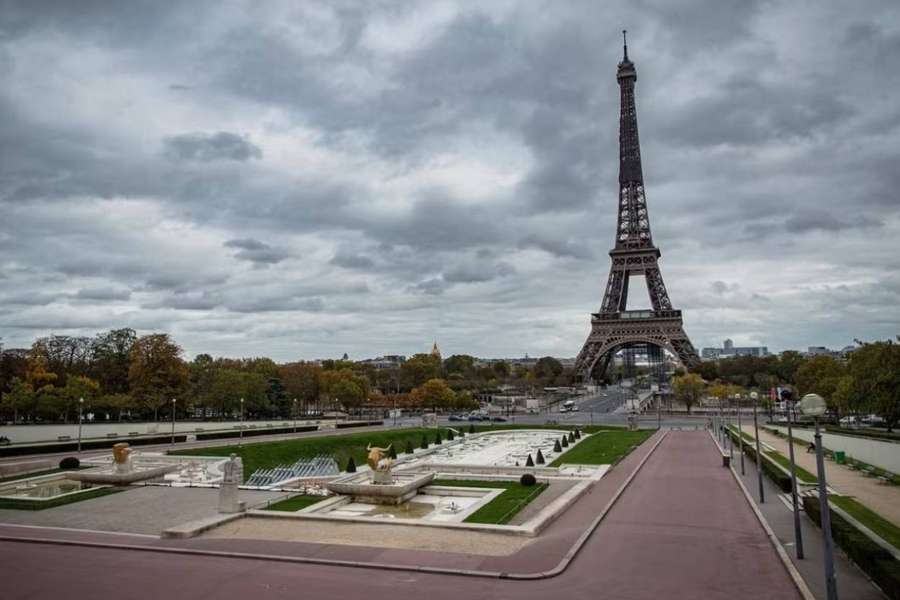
[1,1,899,359]
[163,132,262,162]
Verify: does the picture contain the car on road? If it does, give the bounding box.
[448,415,463,422]
[490,416,507,422]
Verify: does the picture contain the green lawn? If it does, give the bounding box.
[173,427,462,481]
[550,429,654,466]
[765,450,818,483]
[432,478,548,524]
[0,486,125,511]
[831,495,900,550]
[261,494,329,512]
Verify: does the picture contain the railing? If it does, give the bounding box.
[591,309,682,321]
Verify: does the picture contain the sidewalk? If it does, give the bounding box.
[744,425,900,527]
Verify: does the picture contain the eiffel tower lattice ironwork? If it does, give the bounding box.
[574,32,700,382]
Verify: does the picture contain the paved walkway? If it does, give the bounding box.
[744,425,900,527]
[0,431,807,599]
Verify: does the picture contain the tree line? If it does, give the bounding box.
[0,329,570,423]
[672,338,900,431]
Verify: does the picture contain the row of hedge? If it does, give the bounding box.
[803,496,900,600]
[0,434,188,457]
[335,420,384,429]
[726,428,793,493]
[195,425,318,441]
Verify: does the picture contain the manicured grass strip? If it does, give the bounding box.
[727,426,755,443]
[550,429,654,466]
[173,428,458,482]
[432,479,547,525]
[765,450,817,483]
[261,494,329,512]
[831,495,900,551]
[0,486,125,511]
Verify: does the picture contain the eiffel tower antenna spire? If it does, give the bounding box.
[622,29,628,61]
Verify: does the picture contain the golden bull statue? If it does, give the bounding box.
[365,443,393,472]
[112,442,132,464]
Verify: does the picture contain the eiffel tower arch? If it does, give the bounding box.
[574,33,700,383]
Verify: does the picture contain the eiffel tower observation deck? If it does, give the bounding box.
[574,33,700,382]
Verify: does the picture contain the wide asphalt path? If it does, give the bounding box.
[0,430,803,599]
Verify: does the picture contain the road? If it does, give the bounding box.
[0,431,804,599]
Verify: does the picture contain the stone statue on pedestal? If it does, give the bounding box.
[218,454,245,513]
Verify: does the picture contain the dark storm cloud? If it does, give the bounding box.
[163,132,262,163]
[1,1,899,358]
[223,238,289,265]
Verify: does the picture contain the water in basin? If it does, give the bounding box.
[0,477,87,499]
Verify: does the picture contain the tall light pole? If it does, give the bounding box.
[736,393,745,475]
[77,397,84,453]
[293,398,298,433]
[170,398,177,446]
[751,391,765,503]
[800,393,837,600]
[783,388,804,559]
[239,397,244,447]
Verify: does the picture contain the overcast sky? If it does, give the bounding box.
[1,1,899,362]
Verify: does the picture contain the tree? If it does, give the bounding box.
[796,355,846,413]
[0,378,34,423]
[279,362,321,413]
[128,334,189,421]
[320,369,368,414]
[848,339,900,432]
[399,354,441,390]
[672,373,705,414]
[444,354,476,377]
[414,378,455,412]
[90,328,137,395]
[533,357,564,381]
[62,375,100,421]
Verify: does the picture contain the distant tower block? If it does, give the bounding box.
[574,33,700,382]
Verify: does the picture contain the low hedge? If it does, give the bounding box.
[335,420,384,429]
[804,496,900,600]
[195,425,317,441]
[0,434,188,457]
[728,429,792,493]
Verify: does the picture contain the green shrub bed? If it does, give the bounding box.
[804,496,900,600]
[261,494,328,512]
[432,478,547,525]
[0,486,125,511]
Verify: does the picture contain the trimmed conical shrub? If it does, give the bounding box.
[469,423,475,434]
[405,440,414,454]
[389,445,397,459]
[447,429,454,441]
[574,429,581,439]
[434,431,442,445]
[561,435,569,447]
[525,454,535,467]
[536,449,545,464]
[459,430,465,438]
[345,457,357,473]
[554,439,562,453]
[421,435,429,449]
[568,432,576,443]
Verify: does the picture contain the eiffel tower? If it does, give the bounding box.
[574,32,700,382]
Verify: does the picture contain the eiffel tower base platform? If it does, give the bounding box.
[574,309,700,383]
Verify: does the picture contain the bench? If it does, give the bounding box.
[128,432,140,436]
[57,435,71,441]
[106,433,118,438]
[721,453,731,468]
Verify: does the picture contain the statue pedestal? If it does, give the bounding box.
[371,470,394,485]
[218,482,244,513]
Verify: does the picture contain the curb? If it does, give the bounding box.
[0,430,668,581]
[709,430,815,600]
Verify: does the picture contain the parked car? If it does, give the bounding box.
[839,415,860,427]
[448,415,463,422]
[490,416,507,422]
[467,415,481,422]
[862,414,885,426]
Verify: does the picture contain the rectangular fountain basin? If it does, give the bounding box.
[326,471,434,505]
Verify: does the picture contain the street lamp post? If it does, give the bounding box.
[239,397,244,447]
[77,397,84,453]
[800,393,838,600]
[751,391,765,503]
[736,393,745,475]
[783,389,804,560]
[170,398,176,446]
[293,398,298,433]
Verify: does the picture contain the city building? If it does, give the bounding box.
[700,339,769,360]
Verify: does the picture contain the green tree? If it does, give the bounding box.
[848,339,900,432]
[90,328,137,395]
[672,373,705,414]
[415,378,455,411]
[0,377,34,423]
[128,334,189,421]
[796,355,846,412]
[279,362,321,412]
[399,354,441,390]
